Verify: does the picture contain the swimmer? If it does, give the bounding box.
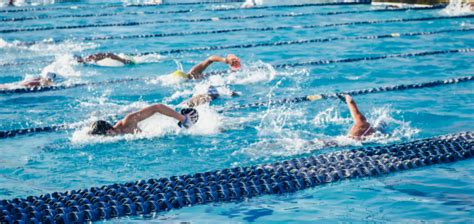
[75,53,135,66]
[185,85,240,107]
[88,104,199,136]
[171,54,241,80]
[0,72,60,89]
[338,94,382,140]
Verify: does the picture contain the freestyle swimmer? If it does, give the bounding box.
[0,72,60,89]
[171,54,241,80]
[75,53,135,66]
[185,85,240,108]
[338,94,385,140]
[88,104,199,136]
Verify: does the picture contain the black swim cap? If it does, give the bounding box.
[89,120,113,135]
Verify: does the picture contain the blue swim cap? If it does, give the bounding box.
[44,72,64,83]
[207,85,220,100]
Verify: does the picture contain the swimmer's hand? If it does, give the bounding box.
[335,93,346,103]
[178,108,199,129]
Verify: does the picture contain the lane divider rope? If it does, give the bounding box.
[0,48,472,95]
[13,14,474,45]
[211,1,372,12]
[217,75,473,112]
[0,0,246,13]
[0,6,441,31]
[0,132,472,223]
[140,28,474,55]
[1,1,380,22]
[4,27,471,68]
[0,75,472,139]
[0,9,193,22]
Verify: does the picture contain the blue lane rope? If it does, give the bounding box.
[0,6,441,30]
[1,48,472,94]
[209,1,371,11]
[139,28,474,55]
[4,27,470,68]
[217,75,474,112]
[0,0,246,13]
[0,75,471,139]
[3,27,467,68]
[14,14,474,45]
[0,1,366,14]
[272,48,474,69]
[0,9,193,22]
[0,1,386,23]
[0,132,472,223]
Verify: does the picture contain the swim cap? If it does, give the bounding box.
[171,70,189,79]
[227,54,241,71]
[44,72,58,82]
[89,120,114,135]
[207,85,220,100]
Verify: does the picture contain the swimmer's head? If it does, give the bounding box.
[373,120,388,134]
[73,54,84,63]
[171,70,189,80]
[89,120,114,135]
[44,72,59,82]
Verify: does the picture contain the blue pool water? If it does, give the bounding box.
[0,1,473,222]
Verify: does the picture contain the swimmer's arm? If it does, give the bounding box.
[21,80,42,88]
[121,104,186,127]
[345,95,367,124]
[85,53,131,64]
[187,55,227,79]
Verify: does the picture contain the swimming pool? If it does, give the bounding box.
[0,0,473,222]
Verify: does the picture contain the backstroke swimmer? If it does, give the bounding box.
[89,105,199,136]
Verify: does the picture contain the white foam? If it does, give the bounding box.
[126,53,166,64]
[236,105,419,159]
[312,106,351,127]
[70,103,222,144]
[224,61,276,85]
[442,0,473,16]
[40,54,82,78]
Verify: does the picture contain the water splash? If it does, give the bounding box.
[40,54,82,78]
[442,0,473,16]
[0,38,97,54]
[71,103,222,144]
[236,105,419,159]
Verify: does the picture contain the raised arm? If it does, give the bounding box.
[187,55,227,79]
[344,95,367,124]
[120,104,185,128]
[187,54,240,79]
